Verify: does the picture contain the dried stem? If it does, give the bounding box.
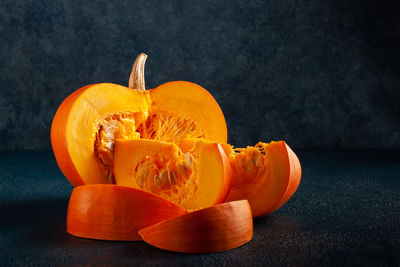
[129,53,147,91]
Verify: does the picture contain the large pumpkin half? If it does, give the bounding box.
[51,54,227,187]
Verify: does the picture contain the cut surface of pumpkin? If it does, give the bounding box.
[223,141,301,217]
[114,138,231,211]
[139,200,253,253]
[67,184,186,241]
[51,53,227,186]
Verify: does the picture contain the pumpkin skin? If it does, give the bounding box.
[113,139,231,211]
[67,184,186,241]
[139,200,253,253]
[51,54,227,187]
[223,141,301,217]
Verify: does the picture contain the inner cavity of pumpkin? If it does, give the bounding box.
[94,111,205,182]
[133,149,198,204]
[227,143,267,186]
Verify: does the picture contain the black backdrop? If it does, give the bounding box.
[1,0,399,149]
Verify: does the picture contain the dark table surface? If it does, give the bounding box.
[0,150,399,266]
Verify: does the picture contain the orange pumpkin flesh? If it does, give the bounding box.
[113,139,231,211]
[67,184,186,241]
[51,54,227,187]
[139,200,253,253]
[223,141,301,217]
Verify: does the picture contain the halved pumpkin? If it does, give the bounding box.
[51,53,227,186]
[223,141,301,217]
[113,139,231,211]
[67,184,186,241]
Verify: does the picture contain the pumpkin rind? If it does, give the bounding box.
[67,184,186,241]
[139,200,253,253]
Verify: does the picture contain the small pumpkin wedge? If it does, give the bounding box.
[114,138,231,211]
[67,184,186,241]
[139,200,253,253]
[222,141,301,217]
[51,53,227,186]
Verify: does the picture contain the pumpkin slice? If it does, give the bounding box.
[67,184,186,241]
[139,200,253,253]
[113,139,231,211]
[51,53,227,186]
[223,141,301,217]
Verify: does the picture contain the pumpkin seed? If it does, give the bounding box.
[153,175,160,187]
[185,152,191,165]
[168,170,176,185]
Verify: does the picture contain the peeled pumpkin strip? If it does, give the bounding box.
[113,138,231,211]
[139,200,253,253]
[222,141,301,217]
[67,184,186,241]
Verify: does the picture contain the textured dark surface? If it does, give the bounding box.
[0,150,399,266]
[1,0,400,149]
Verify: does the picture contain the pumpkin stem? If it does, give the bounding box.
[129,53,147,91]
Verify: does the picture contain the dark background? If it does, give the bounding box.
[1,2,399,266]
[1,0,399,149]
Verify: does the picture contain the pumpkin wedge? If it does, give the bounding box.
[139,200,253,253]
[114,139,231,211]
[51,53,227,186]
[223,141,301,217]
[67,184,186,241]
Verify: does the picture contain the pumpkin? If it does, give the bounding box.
[222,141,301,217]
[67,184,186,241]
[53,53,301,252]
[51,53,227,187]
[139,200,253,253]
[113,138,231,211]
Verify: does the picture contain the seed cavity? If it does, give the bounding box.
[94,110,206,185]
[140,112,205,142]
[130,146,198,206]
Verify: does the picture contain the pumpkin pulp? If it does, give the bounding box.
[114,139,231,211]
[94,108,206,182]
